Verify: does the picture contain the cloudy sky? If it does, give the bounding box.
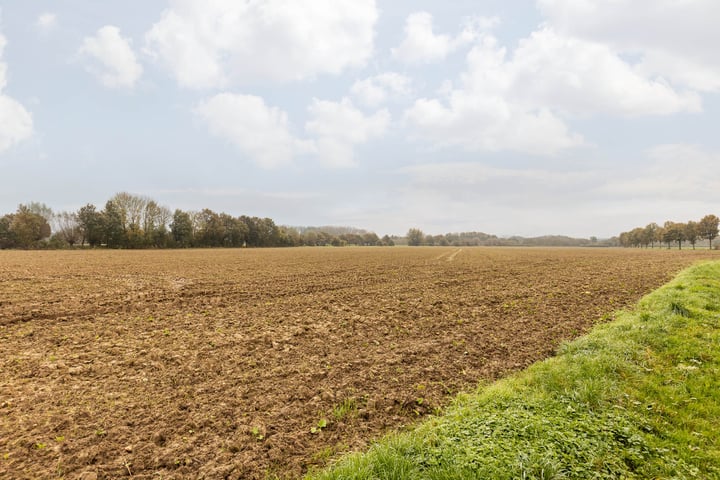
[1,1,718,238]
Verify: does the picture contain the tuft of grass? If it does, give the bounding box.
[308,261,720,480]
[333,398,358,421]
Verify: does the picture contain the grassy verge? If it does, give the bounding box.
[308,261,720,479]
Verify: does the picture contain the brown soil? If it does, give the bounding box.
[0,247,716,479]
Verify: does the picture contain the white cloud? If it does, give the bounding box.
[508,28,701,116]
[36,13,57,30]
[537,0,720,92]
[0,96,33,154]
[404,25,700,155]
[195,93,315,168]
[403,33,585,156]
[0,32,33,153]
[79,26,143,89]
[391,12,496,64]
[196,94,390,169]
[306,98,390,167]
[350,72,412,107]
[405,96,584,156]
[145,0,378,89]
[392,12,453,64]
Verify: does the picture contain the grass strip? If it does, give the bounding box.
[308,261,720,479]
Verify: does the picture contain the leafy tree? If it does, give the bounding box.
[257,218,279,247]
[240,215,260,246]
[381,234,395,246]
[644,223,659,248]
[196,209,224,247]
[362,232,380,246]
[654,224,665,248]
[628,227,645,248]
[685,221,699,250]
[24,202,53,223]
[103,200,126,248]
[304,230,319,246]
[699,214,719,249]
[0,215,15,248]
[143,201,172,247]
[221,213,249,247]
[8,205,51,248]
[77,204,105,246]
[170,209,194,247]
[407,228,424,246]
[663,221,685,250]
[341,233,363,246]
[278,226,301,247]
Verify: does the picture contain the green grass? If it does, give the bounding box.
[308,261,720,479]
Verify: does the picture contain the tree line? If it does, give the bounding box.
[0,193,394,249]
[404,228,614,247]
[618,215,719,250]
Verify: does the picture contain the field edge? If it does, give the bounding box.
[307,260,720,479]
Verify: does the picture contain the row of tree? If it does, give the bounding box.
[619,215,719,249]
[0,193,394,249]
[405,228,614,247]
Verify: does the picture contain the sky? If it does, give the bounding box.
[0,0,719,238]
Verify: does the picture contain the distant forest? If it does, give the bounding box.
[403,228,617,247]
[0,193,394,249]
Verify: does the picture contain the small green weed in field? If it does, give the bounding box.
[333,398,358,421]
[251,426,264,440]
[311,418,329,434]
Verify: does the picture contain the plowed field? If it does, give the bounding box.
[1,247,716,479]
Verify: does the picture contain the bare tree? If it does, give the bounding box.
[54,211,82,246]
[111,192,149,231]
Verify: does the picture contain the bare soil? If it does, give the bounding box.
[0,247,716,479]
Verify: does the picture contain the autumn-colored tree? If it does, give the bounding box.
[24,202,53,223]
[699,214,719,249]
[663,221,685,250]
[644,223,659,248]
[685,221,699,250]
[8,205,51,248]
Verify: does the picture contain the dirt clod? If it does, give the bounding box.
[0,247,715,479]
